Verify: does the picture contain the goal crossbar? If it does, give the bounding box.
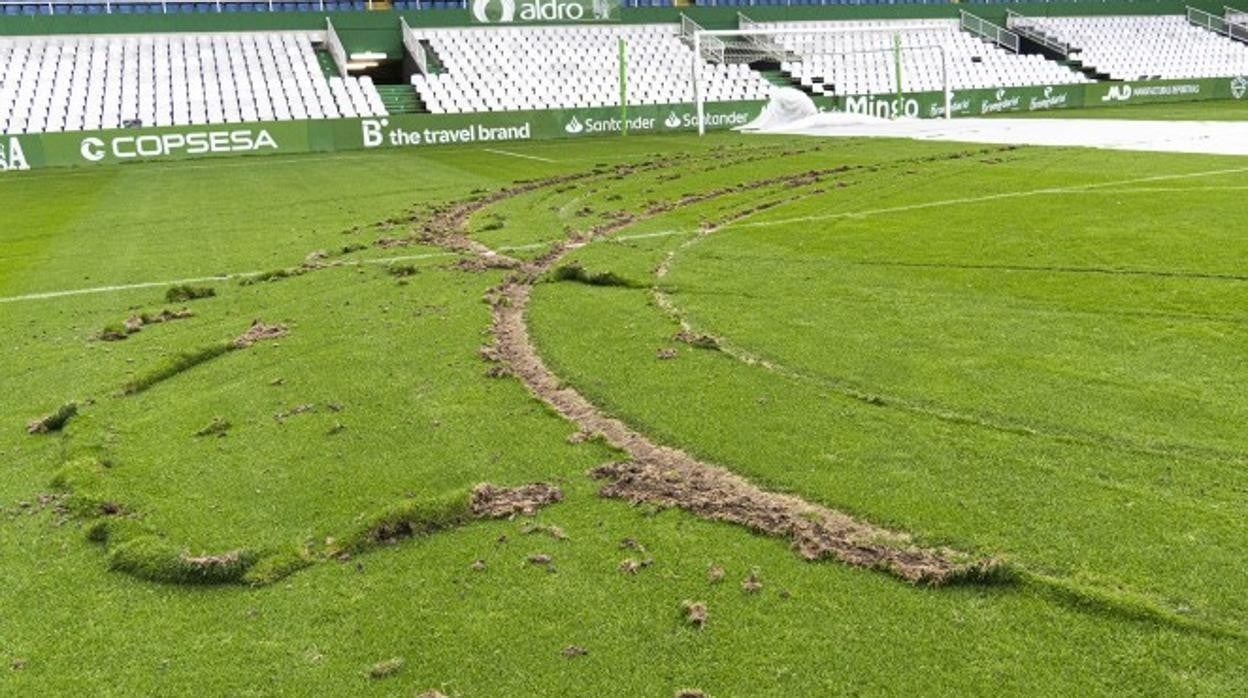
[692,25,954,134]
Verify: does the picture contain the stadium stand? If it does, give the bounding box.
[410,25,773,114]
[764,19,1091,96]
[0,32,385,134]
[1019,14,1248,80]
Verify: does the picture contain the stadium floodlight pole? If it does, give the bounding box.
[692,25,953,135]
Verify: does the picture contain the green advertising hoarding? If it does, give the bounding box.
[468,0,621,25]
[0,101,761,172]
[835,76,1247,118]
[838,83,1087,119]
[1084,76,1247,105]
[4,76,1247,174]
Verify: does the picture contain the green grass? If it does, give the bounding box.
[1,132,1246,695]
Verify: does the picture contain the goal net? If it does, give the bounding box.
[688,21,954,135]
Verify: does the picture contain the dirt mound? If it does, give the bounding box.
[232,321,288,349]
[592,460,977,584]
[470,483,563,518]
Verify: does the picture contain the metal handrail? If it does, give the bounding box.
[680,13,724,64]
[325,17,348,77]
[959,10,1020,53]
[1187,5,1234,36]
[400,15,428,75]
[1005,9,1072,57]
[735,11,787,62]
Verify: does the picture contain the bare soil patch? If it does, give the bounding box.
[470,483,563,518]
[233,321,288,349]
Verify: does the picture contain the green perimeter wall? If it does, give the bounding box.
[0,1,1233,57]
[3,76,1245,174]
[832,76,1247,118]
[0,100,762,172]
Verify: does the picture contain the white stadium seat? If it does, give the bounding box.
[1022,15,1248,81]
[408,24,773,115]
[0,31,387,135]
[762,19,1092,97]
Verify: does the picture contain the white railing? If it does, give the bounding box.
[400,16,429,75]
[1187,5,1235,36]
[1005,10,1072,57]
[326,18,348,77]
[680,13,724,64]
[960,10,1020,53]
[735,12,788,62]
[1224,6,1248,42]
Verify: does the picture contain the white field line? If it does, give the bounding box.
[482,148,557,163]
[723,166,1248,232]
[7,165,1240,306]
[0,231,692,305]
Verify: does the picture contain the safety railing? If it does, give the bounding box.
[734,11,788,62]
[1187,5,1235,36]
[400,15,428,75]
[326,17,347,76]
[1224,6,1248,42]
[960,10,1020,53]
[1005,10,1072,57]
[680,13,724,64]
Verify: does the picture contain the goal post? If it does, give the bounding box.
[691,25,954,136]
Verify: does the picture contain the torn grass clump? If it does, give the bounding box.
[194,417,231,438]
[367,658,404,679]
[26,402,78,434]
[681,600,708,629]
[122,322,285,395]
[338,491,472,555]
[122,341,232,395]
[108,536,255,584]
[551,263,639,289]
[98,308,194,342]
[386,263,418,278]
[165,285,215,303]
[673,330,720,351]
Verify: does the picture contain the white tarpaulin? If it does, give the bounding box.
[743,110,1248,157]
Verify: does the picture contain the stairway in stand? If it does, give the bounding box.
[375,84,424,114]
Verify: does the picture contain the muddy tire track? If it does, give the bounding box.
[473,167,997,585]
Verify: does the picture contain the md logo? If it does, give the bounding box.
[1232,76,1248,100]
[1102,84,1133,102]
[472,0,615,23]
[0,136,30,172]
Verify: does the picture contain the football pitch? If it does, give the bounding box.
[2,130,1246,695]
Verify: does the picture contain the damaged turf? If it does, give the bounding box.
[470,483,563,518]
[233,321,288,349]
[473,169,998,586]
[26,402,78,435]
